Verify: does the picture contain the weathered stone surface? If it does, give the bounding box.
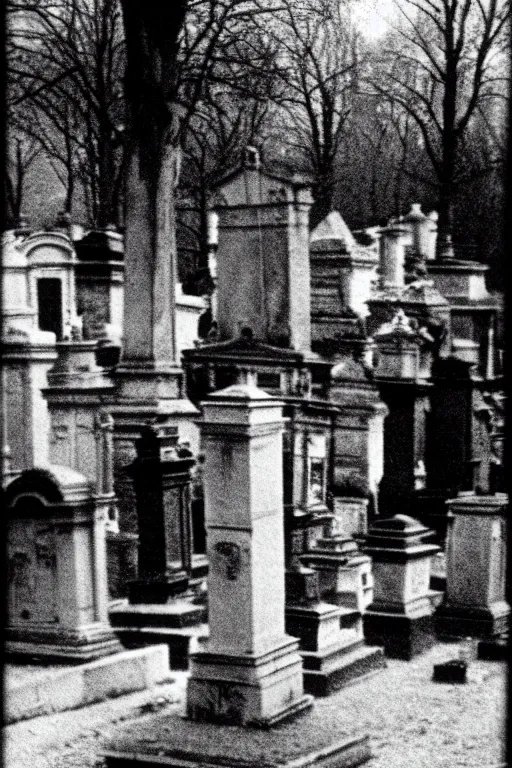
[187,384,313,726]
[5,645,171,725]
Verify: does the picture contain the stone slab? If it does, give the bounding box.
[112,624,209,670]
[109,601,207,629]
[103,704,371,767]
[5,635,123,664]
[4,645,172,725]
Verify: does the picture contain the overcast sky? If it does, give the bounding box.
[352,0,396,40]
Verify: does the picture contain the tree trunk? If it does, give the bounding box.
[120,3,188,367]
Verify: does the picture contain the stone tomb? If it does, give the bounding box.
[362,515,440,660]
[5,466,122,661]
[436,492,509,639]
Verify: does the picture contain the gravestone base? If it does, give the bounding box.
[104,694,372,767]
[435,601,510,640]
[6,624,123,663]
[285,603,385,696]
[109,598,208,669]
[187,637,313,728]
[363,611,436,660]
[105,727,371,768]
[302,640,386,697]
[127,573,189,605]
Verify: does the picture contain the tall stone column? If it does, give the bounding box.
[187,383,312,726]
[111,4,198,537]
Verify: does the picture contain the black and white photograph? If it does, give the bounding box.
[3,1,509,766]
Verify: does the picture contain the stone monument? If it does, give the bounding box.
[435,492,509,639]
[187,383,313,726]
[109,425,208,669]
[361,514,441,659]
[5,466,122,661]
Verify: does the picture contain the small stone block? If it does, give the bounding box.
[477,636,509,661]
[432,660,467,684]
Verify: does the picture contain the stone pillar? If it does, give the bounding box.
[403,203,429,261]
[110,162,199,536]
[5,466,122,661]
[187,383,312,726]
[362,515,440,659]
[435,493,509,638]
[379,224,407,291]
[426,211,438,261]
[372,310,434,518]
[329,347,388,519]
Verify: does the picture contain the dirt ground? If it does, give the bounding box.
[3,641,509,768]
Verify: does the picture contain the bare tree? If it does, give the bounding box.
[6,0,126,227]
[254,0,361,228]
[4,124,42,227]
[370,0,510,259]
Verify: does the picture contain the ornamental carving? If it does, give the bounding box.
[215,541,242,581]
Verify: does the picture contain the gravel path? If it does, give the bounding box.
[3,642,507,768]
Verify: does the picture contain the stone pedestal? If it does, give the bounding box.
[328,340,387,512]
[5,466,122,662]
[283,507,381,697]
[302,520,374,613]
[372,310,434,518]
[435,493,509,639]
[187,384,312,727]
[297,520,385,694]
[362,515,441,660]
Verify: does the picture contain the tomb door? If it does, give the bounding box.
[37,277,63,339]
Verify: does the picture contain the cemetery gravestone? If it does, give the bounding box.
[5,466,122,661]
[187,383,313,726]
[436,492,509,639]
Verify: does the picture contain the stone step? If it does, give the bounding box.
[5,645,172,725]
[109,600,207,629]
